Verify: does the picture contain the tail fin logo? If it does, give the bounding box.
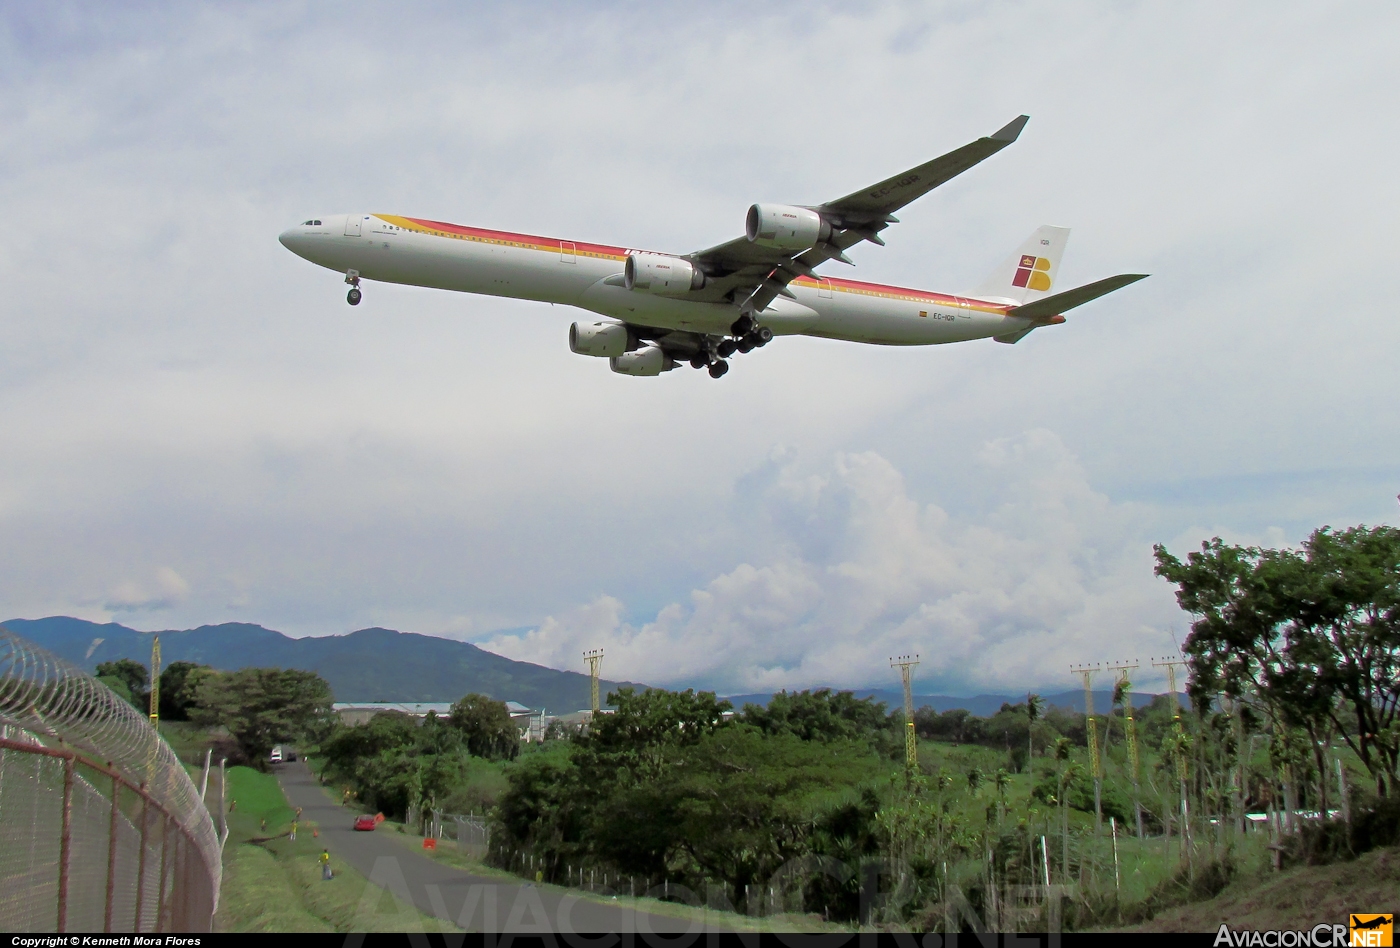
[1013,255,1053,291]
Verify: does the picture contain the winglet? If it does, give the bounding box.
[990,115,1030,143]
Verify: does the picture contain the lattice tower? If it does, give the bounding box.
[1153,655,1191,826]
[584,649,604,716]
[1071,664,1101,780]
[1108,660,1143,836]
[149,635,161,724]
[890,655,920,773]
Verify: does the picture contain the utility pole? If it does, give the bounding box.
[1107,659,1143,839]
[1071,663,1103,833]
[149,635,161,726]
[1152,655,1191,853]
[583,649,604,718]
[890,654,920,785]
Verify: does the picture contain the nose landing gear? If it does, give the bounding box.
[345,270,362,306]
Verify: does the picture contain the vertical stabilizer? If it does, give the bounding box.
[972,225,1071,304]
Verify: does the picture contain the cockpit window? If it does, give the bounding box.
[302,219,323,226]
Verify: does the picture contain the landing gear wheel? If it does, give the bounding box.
[347,287,362,306]
[689,354,708,369]
[717,339,738,358]
[708,360,729,379]
[755,326,773,345]
[736,336,756,353]
[730,314,756,336]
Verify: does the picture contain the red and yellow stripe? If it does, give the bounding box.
[374,215,1012,313]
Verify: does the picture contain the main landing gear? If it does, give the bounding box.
[345,270,362,306]
[689,353,729,378]
[688,320,773,379]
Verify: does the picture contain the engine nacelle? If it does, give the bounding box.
[569,320,629,358]
[624,253,704,296]
[609,346,673,376]
[745,204,830,251]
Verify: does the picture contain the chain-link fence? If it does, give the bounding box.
[0,627,221,932]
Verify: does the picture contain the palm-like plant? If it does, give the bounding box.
[1027,693,1044,764]
[1058,759,1083,878]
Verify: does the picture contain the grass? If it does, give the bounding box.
[1118,845,1400,932]
[212,765,459,933]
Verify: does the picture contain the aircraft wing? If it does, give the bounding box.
[688,115,1029,318]
[819,114,1029,224]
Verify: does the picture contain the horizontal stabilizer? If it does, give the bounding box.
[1010,273,1148,320]
[993,328,1035,345]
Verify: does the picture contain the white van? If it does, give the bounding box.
[270,745,284,763]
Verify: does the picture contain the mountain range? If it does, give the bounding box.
[1,616,636,713]
[2,616,1180,716]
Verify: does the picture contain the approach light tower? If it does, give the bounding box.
[1107,659,1143,838]
[891,655,920,779]
[1152,655,1190,836]
[1071,662,1103,832]
[584,649,604,717]
[149,635,161,725]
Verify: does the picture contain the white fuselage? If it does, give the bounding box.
[278,213,1034,345]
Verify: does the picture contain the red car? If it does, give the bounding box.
[353,815,377,832]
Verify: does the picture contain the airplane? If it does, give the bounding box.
[278,115,1147,379]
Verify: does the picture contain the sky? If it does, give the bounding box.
[1,2,1397,696]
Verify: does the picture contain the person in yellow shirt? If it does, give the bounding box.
[320,849,332,880]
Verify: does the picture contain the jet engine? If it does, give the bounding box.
[569,320,629,358]
[745,204,831,251]
[609,346,673,376]
[624,253,704,296]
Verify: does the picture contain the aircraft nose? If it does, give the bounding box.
[278,227,299,251]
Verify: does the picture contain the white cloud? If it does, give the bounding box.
[480,431,1181,693]
[104,566,190,612]
[0,3,1397,692]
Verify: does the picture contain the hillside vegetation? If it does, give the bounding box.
[1121,846,1400,933]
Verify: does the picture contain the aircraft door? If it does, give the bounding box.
[560,241,576,264]
[344,215,363,237]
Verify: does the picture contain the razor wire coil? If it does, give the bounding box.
[0,627,221,932]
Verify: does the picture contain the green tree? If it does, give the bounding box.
[157,661,214,721]
[189,668,334,766]
[96,658,149,711]
[577,686,731,783]
[448,693,520,761]
[1156,526,1400,797]
[743,689,895,746]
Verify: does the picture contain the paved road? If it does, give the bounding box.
[277,760,726,934]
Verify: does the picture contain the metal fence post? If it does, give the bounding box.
[57,754,75,933]
[106,771,120,932]
[156,817,170,933]
[135,791,149,931]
